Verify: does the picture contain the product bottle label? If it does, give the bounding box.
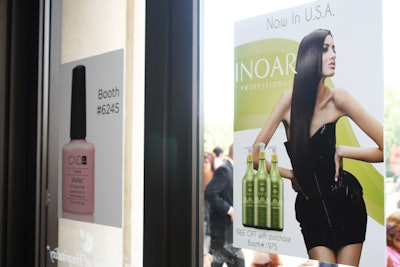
[255,179,268,227]
[242,180,254,226]
[66,156,89,203]
[62,145,95,215]
[270,181,283,230]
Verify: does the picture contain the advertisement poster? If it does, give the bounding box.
[233,0,384,265]
[58,49,124,228]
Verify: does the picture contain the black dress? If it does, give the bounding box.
[284,122,367,252]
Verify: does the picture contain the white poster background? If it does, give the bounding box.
[233,0,385,265]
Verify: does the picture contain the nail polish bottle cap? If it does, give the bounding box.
[70,65,86,139]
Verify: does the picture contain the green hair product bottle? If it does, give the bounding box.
[254,143,271,229]
[269,146,284,231]
[242,146,255,227]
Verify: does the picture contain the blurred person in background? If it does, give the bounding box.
[213,146,225,170]
[205,144,245,267]
[204,151,216,190]
[204,151,216,266]
[250,251,283,267]
[387,210,400,267]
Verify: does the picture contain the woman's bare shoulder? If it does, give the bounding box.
[331,87,357,111]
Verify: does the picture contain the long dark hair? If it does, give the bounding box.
[290,29,332,176]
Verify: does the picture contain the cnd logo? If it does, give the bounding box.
[68,155,87,165]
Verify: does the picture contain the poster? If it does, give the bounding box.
[58,49,124,228]
[233,0,384,265]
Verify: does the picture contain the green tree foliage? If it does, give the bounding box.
[203,120,233,155]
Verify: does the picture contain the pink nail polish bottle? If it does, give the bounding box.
[62,65,95,215]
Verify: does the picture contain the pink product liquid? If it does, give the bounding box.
[62,139,95,214]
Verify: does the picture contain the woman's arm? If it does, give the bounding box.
[333,88,383,177]
[252,91,294,179]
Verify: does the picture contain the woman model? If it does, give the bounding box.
[252,29,383,266]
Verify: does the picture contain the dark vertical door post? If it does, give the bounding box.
[144,0,201,266]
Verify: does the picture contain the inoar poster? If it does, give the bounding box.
[233,0,384,266]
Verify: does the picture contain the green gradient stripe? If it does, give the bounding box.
[234,38,384,225]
